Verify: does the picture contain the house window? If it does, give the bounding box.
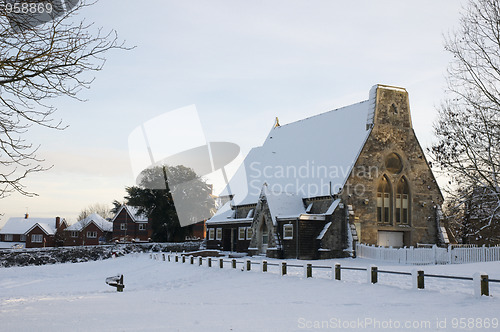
[4,234,13,241]
[216,228,222,241]
[71,231,79,238]
[283,224,293,239]
[120,223,127,230]
[208,228,215,240]
[31,234,43,243]
[377,176,392,224]
[238,227,246,240]
[246,227,253,240]
[19,235,26,242]
[396,177,410,224]
[139,224,146,231]
[87,231,97,238]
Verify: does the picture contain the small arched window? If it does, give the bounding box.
[396,177,410,224]
[377,176,392,224]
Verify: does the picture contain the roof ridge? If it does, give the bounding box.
[273,99,369,130]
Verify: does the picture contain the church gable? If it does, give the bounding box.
[344,85,443,247]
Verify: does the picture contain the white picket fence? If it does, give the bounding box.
[356,243,500,265]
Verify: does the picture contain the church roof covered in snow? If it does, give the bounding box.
[264,184,306,225]
[221,88,376,207]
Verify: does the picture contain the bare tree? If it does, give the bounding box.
[0,1,129,198]
[77,202,114,221]
[430,0,500,244]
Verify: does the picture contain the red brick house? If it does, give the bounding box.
[64,213,113,246]
[111,205,151,242]
[24,217,68,248]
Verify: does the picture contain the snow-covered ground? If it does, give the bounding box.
[0,254,499,331]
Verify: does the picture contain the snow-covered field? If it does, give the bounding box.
[0,254,499,332]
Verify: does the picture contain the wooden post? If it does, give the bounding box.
[369,265,377,284]
[162,253,165,261]
[199,257,203,266]
[117,275,124,292]
[481,274,489,296]
[232,259,236,269]
[305,263,312,278]
[149,254,152,259]
[246,259,251,271]
[190,256,194,264]
[334,263,341,280]
[474,272,489,297]
[417,270,424,289]
[167,254,171,262]
[175,255,179,263]
[208,257,212,267]
[262,260,267,272]
[182,256,186,263]
[219,258,224,269]
[281,261,287,276]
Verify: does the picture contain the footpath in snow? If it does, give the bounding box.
[0,253,499,331]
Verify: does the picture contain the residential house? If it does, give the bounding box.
[64,213,113,246]
[206,85,447,259]
[111,205,151,242]
[0,215,67,248]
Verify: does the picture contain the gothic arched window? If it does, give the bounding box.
[396,177,410,224]
[377,175,392,224]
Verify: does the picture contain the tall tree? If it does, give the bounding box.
[124,165,215,242]
[0,1,128,199]
[77,202,114,221]
[431,0,500,244]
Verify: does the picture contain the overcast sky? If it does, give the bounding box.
[1,0,464,225]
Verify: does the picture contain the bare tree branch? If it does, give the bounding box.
[0,0,132,199]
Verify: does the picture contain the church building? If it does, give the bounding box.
[206,85,448,259]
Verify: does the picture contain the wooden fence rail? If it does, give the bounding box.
[149,252,499,298]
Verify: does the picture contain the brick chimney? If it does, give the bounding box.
[56,216,60,229]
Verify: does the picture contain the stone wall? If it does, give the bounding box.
[341,86,443,247]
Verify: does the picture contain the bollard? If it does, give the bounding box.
[208,257,212,267]
[246,259,251,271]
[167,254,171,262]
[162,253,165,261]
[417,270,424,289]
[305,263,312,278]
[232,259,237,269]
[481,274,489,296]
[281,261,287,276]
[262,260,267,272]
[334,263,341,280]
[175,255,179,263]
[474,272,489,297]
[190,256,194,265]
[199,257,203,266]
[182,256,186,263]
[219,258,224,269]
[150,254,152,259]
[368,265,377,284]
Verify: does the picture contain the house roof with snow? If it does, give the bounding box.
[25,222,57,236]
[66,213,113,233]
[111,205,148,223]
[219,86,377,207]
[0,217,58,235]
